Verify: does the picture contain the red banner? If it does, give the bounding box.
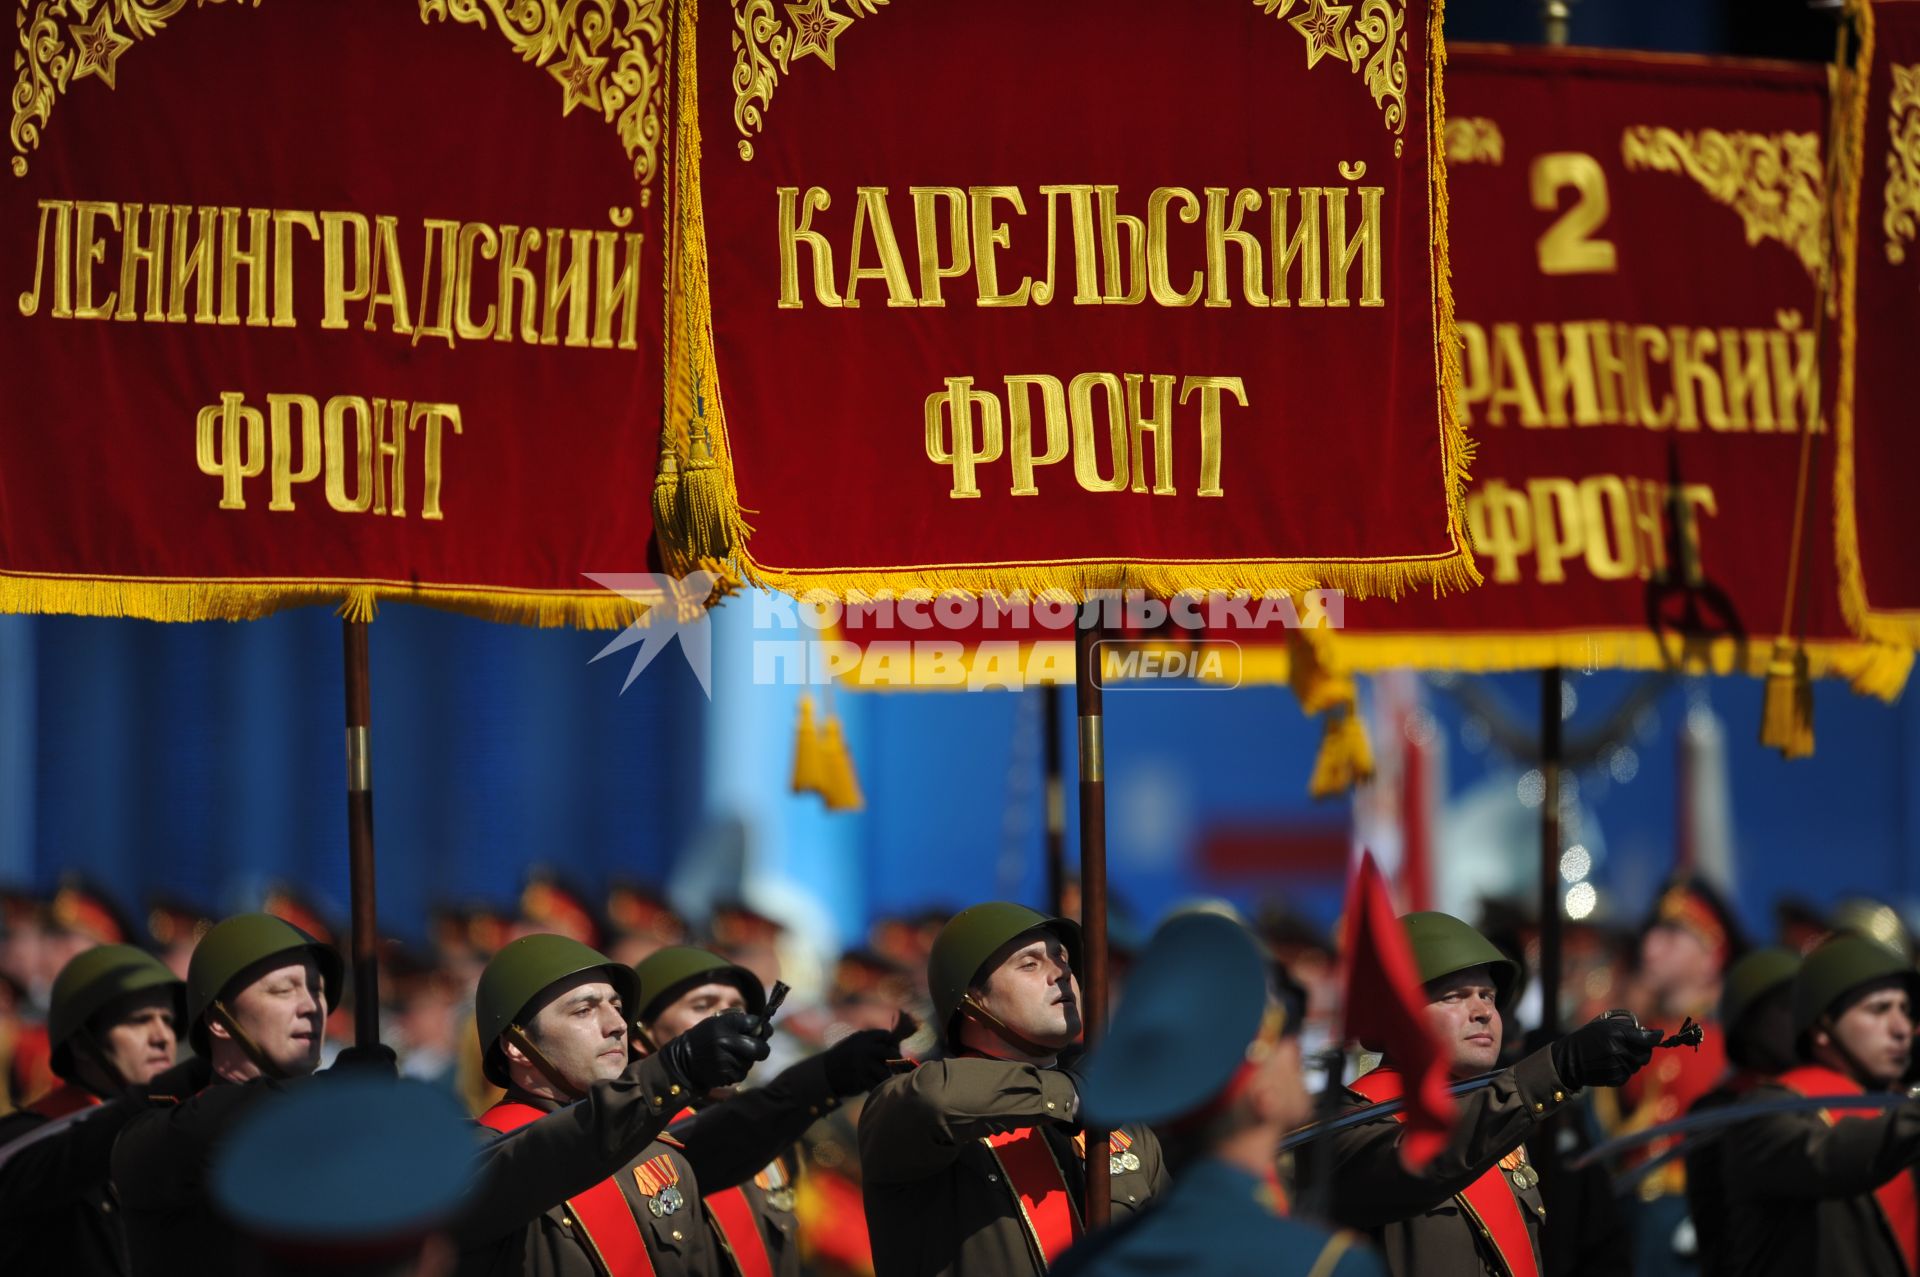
[2,0,671,625]
[1837,0,1920,648]
[651,0,1475,601]
[1316,44,1909,699]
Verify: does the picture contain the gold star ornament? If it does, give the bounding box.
[785,0,854,71]
[69,8,134,91]
[548,38,607,116]
[1289,0,1353,70]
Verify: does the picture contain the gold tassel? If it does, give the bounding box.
[818,713,865,812]
[790,695,829,796]
[336,590,379,623]
[1761,639,1816,759]
[1309,704,1376,799]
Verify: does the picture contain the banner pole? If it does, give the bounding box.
[1539,668,1563,1036]
[1044,683,1067,917]
[343,619,381,1048]
[1075,613,1110,1228]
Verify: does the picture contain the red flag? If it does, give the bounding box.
[1339,852,1456,1171]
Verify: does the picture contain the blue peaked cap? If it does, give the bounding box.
[1079,911,1272,1128]
[213,1075,476,1249]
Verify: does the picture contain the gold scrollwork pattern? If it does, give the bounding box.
[421,0,668,198]
[1620,125,1824,279]
[11,0,260,178]
[731,0,885,161]
[1255,0,1409,156]
[1882,64,1920,265]
[1444,115,1502,165]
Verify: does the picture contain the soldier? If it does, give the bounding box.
[0,944,184,1276]
[212,1075,476,1277]
[452,932,772,1276]
[1719,934,1920,1276]
[1305,911,1661,1277]
[1604,879,1742,1274]
[633,945,909,1277]
[8,879,140,1108]
[111,912,348,1275]
[1056,912,1382,1276]
[859,901,1168,1277]
[1684,946,1801,1275]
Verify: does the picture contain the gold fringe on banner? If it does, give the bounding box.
[1426,0,1484,600]
[1760,638,1817,758]
[1237,630,1912,702]
[1832,0,1920,647]
[652,0,1480,603]
[0,573,653,629]
[655,0,751,578]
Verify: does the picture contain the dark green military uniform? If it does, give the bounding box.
[1684,946,1802,1276]
[637,946,805,1277]
[456,1062,727,1277]
[640,944,905,1277]
[1720,935,1920,1277]
[1315,1051,1567,1276]
[112,914,343,1277]
[455,933,737,1277]
[862,1054,1167,1277]
[859,902,1168,1277]
[0,945,184,1277]
[1303,913,1590,1277]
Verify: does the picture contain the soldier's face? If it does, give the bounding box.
[221,957,327,1077]
[647,980,749,1047]
[523,976,629,1089]
[97,989,177,1086]
[1823,982,1913,1087]
[1422,966,1502,1077]
[978,932,1081,1051]
[1640,926,1714,1001]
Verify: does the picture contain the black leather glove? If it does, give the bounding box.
[662,1010,772,1092]
[821,1019,915,1097]
[329,1043,399,1076]
[1551,1011,1662,1089]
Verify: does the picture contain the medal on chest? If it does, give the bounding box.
[1073,1126,1141,1175]
[635,1154,686,1216]
[755,1159,797,1213]
[1499,1145,1538,1193]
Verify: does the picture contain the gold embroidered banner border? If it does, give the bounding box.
[1834,0,1920,648]
[1,1,673,629]
[653,0,1477,603]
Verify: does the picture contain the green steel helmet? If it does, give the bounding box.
[187,914,344,1055]
[475,934,641,1087]
[928,902,1082,1047]
[1829,898,1915,960]
[1719,947,1802,1031]
[1791,934,1920,1038]
[47,944,186,1082]
[1399,912,1521,1004]
[632,945,765,1026]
